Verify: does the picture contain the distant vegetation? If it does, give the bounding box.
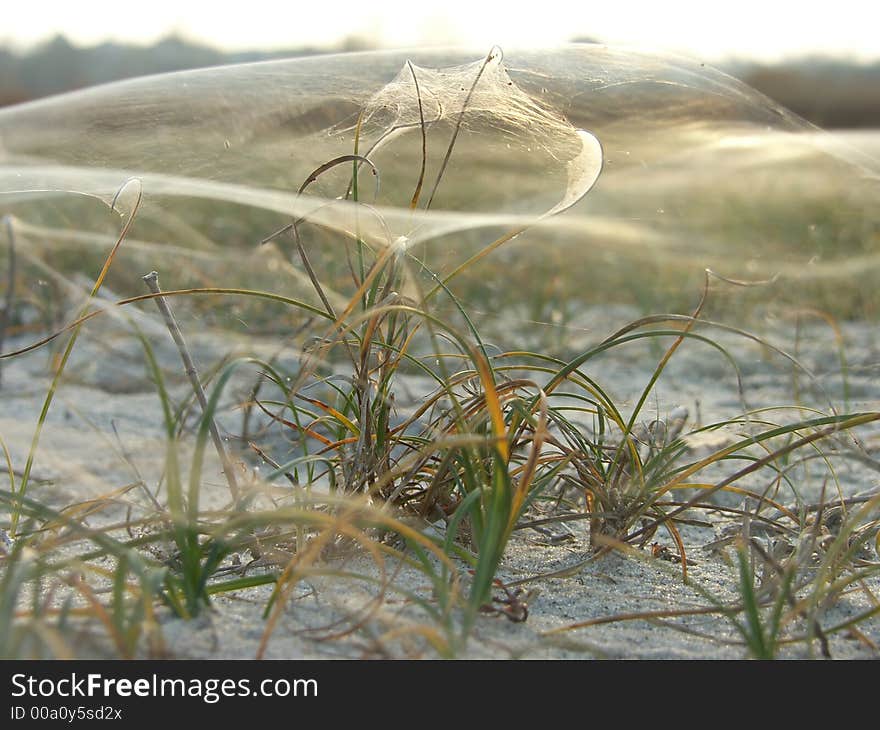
[736,58,880,129]
[0,35,878,128]
[0,34,373,106]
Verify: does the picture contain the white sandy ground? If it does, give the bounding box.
[1,305,879,659]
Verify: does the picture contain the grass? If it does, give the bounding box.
[1,48,879,659]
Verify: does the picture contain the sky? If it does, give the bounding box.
[3,0,879,62]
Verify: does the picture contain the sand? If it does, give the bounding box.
[2,305,879,659]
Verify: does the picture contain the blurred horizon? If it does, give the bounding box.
[2,32,879,129]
